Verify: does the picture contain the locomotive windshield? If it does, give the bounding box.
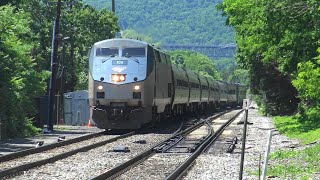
[89,39,150,85]
[96,48,118,57]
[123,48,145,57]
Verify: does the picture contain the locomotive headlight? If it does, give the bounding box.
[134,85,140,90]
[112,75,120,82]
[119,75,126,81]
[111,74,126,82]
[97,85,104,90]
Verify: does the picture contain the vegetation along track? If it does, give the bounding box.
[0,131,134,178]
[92,109,243,180]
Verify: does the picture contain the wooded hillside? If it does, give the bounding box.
[84,0,235,45]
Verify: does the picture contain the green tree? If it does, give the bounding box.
[0,5,49,139]
[213,57,248,84]
[0,0,24,6]
[219,0,320,115]
[170,50,221,80]
[293,59,320,105]
[228,68,249,85]
[60,3,120,90]
[21,1,120,91]
[0,1,120,139]
[292,57,320,121]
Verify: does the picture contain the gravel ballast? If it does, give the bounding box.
[183,103,302,180]
[13,133,171,179]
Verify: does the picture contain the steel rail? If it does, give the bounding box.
[0,131,135,178]
[204,110,244,152]
[0,131,106,163]
[164,110,243,180]
[91,111,229,180]
[91,120,209,180]
[91,126,199,180]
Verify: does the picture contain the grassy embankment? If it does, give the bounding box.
[268,116,320,179]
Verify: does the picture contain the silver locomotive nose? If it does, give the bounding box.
[94,82,143,106]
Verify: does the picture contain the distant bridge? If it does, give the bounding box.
[161,44,237,58]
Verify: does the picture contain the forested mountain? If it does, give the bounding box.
[83,0,235,45]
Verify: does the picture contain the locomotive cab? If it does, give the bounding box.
[89,39,154,129]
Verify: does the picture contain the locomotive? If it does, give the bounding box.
[88,38,246,129]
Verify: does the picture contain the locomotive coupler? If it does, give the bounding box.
[112,109,124,116]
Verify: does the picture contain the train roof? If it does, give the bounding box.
[94,38,149,47]
[94,38,167,53]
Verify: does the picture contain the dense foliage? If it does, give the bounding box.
[0,5,48,138]
[0,1,119,139]
[293,57,320,121]
[83,0,235,45]
[21,0,120,91]
[170,50,221,80]
[220,0,320,117]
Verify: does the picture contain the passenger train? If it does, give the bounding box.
[88,38,246,129]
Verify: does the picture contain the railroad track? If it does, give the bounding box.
[91,109,243,180]
[1,110,241,179]
[0,131,106,163]
[3,124,179,179]
[0,131,135,178]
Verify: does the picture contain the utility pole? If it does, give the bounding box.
[65,0,76,92]
[48,0,62,131]
[58,36,70,125]
[112,0,115,13]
